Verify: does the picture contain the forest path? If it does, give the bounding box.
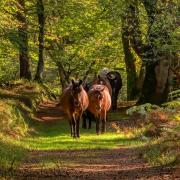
[15,101,178,179]
[33,101,65,122]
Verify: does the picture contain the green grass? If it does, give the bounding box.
[5,118,144,169]
[20,119,143,151]
[0,134,27,169]
[0,118,145,170]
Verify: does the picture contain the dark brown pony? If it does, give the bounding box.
[87,84,111,134]
[93,75,112,96]
[59,79,89,138]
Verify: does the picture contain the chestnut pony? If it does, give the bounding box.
[59,79,89,138]
[87,78,111,134]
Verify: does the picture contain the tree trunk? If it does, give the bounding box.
[139,58,170,104]
[122,30,139,100]
[34,0,45,82]
[138,0,172,104]
[56,62,70,90]
[17,0,31,80]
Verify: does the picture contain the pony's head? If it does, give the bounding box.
[71,79,83,107]
[94,75,107,85]
[93,75,112,96]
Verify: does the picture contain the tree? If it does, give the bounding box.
[120,0,179,104]
[138,0,179,104]
[45,0,125,89]
[34,0,45,82]
[16,0,31,80]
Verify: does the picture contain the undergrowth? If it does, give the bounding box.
[0,80,49,171]
[124,100,180,166]
[144,125,180,166]
[0,134,27,170]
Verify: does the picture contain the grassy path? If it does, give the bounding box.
[13,101,179,179]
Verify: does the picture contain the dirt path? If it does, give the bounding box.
[33,101,65,122]
[13,101,179,179]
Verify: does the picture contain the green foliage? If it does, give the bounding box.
[162,100,180,109]
[144,143,178,166]
[0,98,28,169]
[126,103,159,116]
[0,135,27,169]
[44,0,125,80]
[168,90,180,101]
[129,101,180,165]
[0,80,55,171]
[0,100,28,137]
[144,126,180,166]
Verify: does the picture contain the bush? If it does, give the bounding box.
[126,103,159,116]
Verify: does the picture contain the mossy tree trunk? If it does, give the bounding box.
[16,0,31,80]
[121,2,144,100]
[35,0,45,82]
[138,0,172,104]
[122,30,139,100]
[139,58,170,104]
[57,62,70,90]
[122,0,174,104]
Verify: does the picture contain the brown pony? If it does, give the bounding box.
[87,84,111,134]
[59,79,89,138]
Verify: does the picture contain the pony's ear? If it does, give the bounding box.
[97,75,101,80]
[79,79,83,85]
[71,79,75,86]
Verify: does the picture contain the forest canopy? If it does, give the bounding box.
[0,0,179,104]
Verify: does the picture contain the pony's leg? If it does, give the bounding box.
[96,117,100,135]
[77,112,83,138]
[72,115,76,138]
[101,112,107,133]
[88,117,92,129]
[69,121,73,137]
[82,112,87,129]
[76,117,80,138]
[88,111,92,129]
[112,93,118,110]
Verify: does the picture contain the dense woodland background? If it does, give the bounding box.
[0,0,179,104]
[0,1,179,178]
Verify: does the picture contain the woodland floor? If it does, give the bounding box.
[3,101,180,180]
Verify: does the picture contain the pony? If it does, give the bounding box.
[106,71,122,110]
[59,79,89,138]
[82,75,112,129]
[87,84,111,134]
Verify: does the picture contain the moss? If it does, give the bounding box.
[0,100,28,137]
[126,103,160,116]
[0,80,49,109]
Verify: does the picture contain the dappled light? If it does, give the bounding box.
[0,0,179,179]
